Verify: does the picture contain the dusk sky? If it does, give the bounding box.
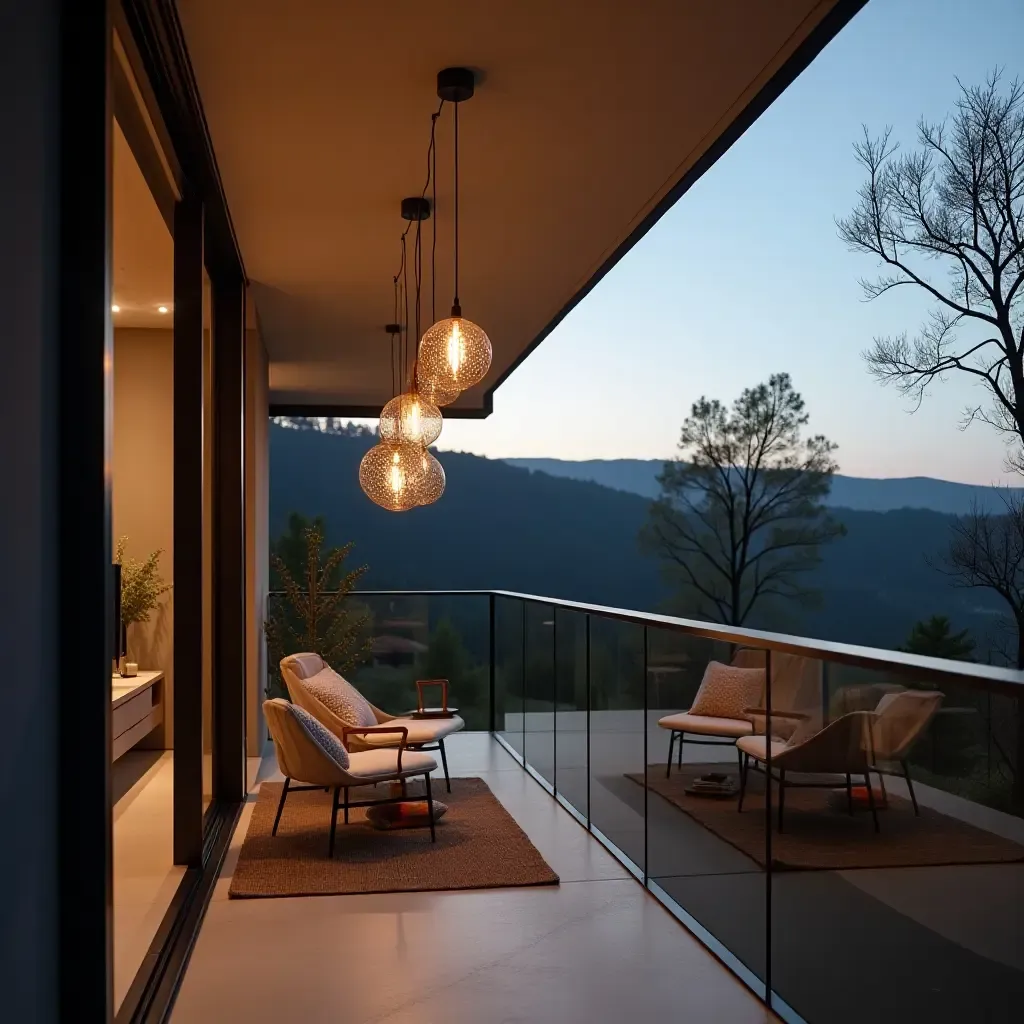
[402,0,1024,486]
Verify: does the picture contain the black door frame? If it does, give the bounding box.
[45,2,252,1021]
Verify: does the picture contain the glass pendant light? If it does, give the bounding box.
[379,390,442,446]
[359,441,428,512]
[418,68,492,394]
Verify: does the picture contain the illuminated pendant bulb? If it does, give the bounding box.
[418,307,492,392]
[359,442,423,511]
[379,390,443,446]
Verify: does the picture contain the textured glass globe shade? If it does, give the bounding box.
[415,373,460,408]
[379,391,443,446]
[359,441,428,512]
[414,449,446,506]
[417,315,492,392]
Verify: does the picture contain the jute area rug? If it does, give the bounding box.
[229,777,559,898]
[627,764,1024,871]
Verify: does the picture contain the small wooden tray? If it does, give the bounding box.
[406,707,459,719]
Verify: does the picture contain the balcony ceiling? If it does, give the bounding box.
[176,0,854,414]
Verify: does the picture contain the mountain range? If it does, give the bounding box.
[271,424,1007,656]
[503,457,1020,515]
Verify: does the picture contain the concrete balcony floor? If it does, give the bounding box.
[172,732,773,1024]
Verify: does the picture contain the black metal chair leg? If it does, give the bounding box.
[343,786,349,824]
[272,776,290,836]
[424,772,436,842]
[678,732,684,768]
[777,770,786,834]
[875,768,887,805]
[439,738,451,793]
[328,786,340,858]
[864,772,879,832]
[901,759,920,815]
[666,731,675,779]
[845,773,853,815]
[737,753,748,812]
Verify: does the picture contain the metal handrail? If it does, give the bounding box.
[268,588,1024,692]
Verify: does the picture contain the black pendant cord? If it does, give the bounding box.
[391,277,399,398]
[388,99,444,394]
[413,214,423,389]
[432,114,438,326]
[453,99,461,315]
[402,234,410,392]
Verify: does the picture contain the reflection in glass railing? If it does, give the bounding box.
[267,588,1024,1023]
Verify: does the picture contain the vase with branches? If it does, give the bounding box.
[114,536,172,669]
[264,517,372,699]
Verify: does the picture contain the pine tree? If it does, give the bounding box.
[264,518,371,698]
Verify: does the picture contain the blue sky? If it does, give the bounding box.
[431,0,1023,485]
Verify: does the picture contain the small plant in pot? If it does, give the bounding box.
[115,536,172,676]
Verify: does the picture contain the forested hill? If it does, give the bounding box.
[270,424,1003,652]
[505,457,1020,515]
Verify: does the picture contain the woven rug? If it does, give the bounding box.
[627,765,1024,871]
[229,777,559,898]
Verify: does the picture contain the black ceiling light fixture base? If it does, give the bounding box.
[400,196,431,221]
[437,67,475,103]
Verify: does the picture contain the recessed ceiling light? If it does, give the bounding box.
[157,305,168,314]
[111,304,120,313]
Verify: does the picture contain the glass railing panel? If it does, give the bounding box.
[523,601,556,789]
[588,614,646,871]
[494,595,525,757]
[645,632,768,990]
[771,660,1024,1024]
[265,591,491,728]
[555,608,589,819]
[344,593,490,728]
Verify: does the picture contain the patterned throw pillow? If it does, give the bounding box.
[689,661,765,721]
[304,666,378,729]
[289,703,350,769]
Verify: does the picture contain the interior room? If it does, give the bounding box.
[110,113,180,1011]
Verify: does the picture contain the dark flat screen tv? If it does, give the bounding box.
[112,562,122,668]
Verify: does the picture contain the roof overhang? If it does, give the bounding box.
[176,0,866,415]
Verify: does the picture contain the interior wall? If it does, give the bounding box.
[113,326,174,747]
[244,300,270,756]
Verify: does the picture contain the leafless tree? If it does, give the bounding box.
[940,492,1024,805]
[941,492,1024,668]
[642,374,845,627]
[838,71,1024,471]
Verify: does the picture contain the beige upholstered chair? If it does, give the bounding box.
[280,653,465,792]
[737,710,878,833]
[869,689,944,815]
[263,698,439,855]
[657,649,823,777]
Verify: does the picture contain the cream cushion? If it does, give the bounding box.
[357,715,465,747]
[347,748,437,781]
[303,665,377,729]
[689,661,766,720]
[657,712,754,738]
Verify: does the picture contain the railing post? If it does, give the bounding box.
[586,613,591,831]
[643,625,648,886]
[552,605,558,797]
[488,592,496,734]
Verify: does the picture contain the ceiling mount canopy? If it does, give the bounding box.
[436,66,475,103]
